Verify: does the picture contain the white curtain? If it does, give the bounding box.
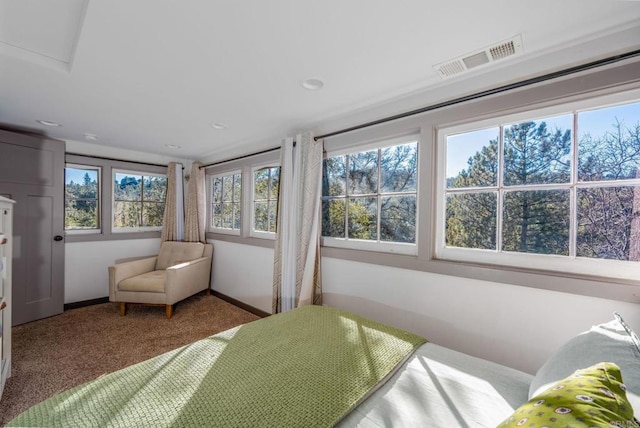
[272,132,323,313]
[184,162,206,242]
[161,162,184,241]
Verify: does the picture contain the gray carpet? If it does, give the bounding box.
[0,293,260,425]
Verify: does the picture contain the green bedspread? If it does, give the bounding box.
[9,305,426,427]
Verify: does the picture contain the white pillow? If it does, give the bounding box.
[529,313,640,413]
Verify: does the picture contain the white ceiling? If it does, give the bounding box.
[1,0,639,162]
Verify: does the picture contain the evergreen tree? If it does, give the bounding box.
[501,121,571,254]
[65,173,99,229]
[446,116,640,261]
[446,139,498,249]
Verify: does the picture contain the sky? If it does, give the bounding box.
[65,169,143,185]
[65,167,98,185]
[446,100,640,179]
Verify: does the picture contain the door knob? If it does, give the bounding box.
[54,235,64,241]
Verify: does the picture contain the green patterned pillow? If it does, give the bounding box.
[498,362,639,428]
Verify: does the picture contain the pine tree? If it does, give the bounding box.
[446,116,640,261]
[446,121,572,254]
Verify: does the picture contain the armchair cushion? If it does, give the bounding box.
[156,241,205,270]
[118,270,166,293]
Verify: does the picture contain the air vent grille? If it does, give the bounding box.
[438,60,466,77]
[434,35,523,79]
[490,41,516,61]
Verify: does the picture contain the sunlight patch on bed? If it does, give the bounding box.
[417,355,514,423]
[338,315,418,386]
[49,326,239,424]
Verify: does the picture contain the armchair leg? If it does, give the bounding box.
[120,302,127,316]
[166,304,173,319]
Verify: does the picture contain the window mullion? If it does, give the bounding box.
[570,112,579,258]
[139,177,144,227]
[377,148,382,243]
[232,175,236,229]
[496,125,504,253]
[267,168,272,232]
[345,155,350,239]
[237,173,241,230]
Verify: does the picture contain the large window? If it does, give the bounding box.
[113,170,166,232]
[439,98,640,280]
[252,166,280,236]
[322,137,418,254]
[65,165,100,232]
[210,171,242,234]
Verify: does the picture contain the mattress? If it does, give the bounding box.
[339,342,533,427]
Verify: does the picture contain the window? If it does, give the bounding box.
[322,137,418,254]
[439,98,640,280]
[112,170,167,232]
[252,166,280,236]
[64,154,169,242]
[65,165,100,232]
[210,171,242,234]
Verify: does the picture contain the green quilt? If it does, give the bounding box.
[9,305,426,427]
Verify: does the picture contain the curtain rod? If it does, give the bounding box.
[314,49,640,141]
[200,146,280,169]
[66,152,170,168]
[200,141,297,169]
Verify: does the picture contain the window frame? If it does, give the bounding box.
[435,90,640,282]
[208,169,243,236]
[250,163,280,240]
[111,169,167,233]
[64,154,168,242]
[204,149,280,249]
[64,163,102,234]
[322,134,420,255]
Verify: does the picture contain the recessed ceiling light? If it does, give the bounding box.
[301,78,324,91]
[84,133,99,141]
[36,119,61,127]
[210,123,228,130]
[165,144,181,149]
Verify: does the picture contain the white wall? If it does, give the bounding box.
[206,240,640,375]
[209,239,274,313]
[64,238,160,303]
[321,257,640,374]
[65,238,274,309]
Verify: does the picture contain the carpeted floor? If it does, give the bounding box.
[0,293,260,425]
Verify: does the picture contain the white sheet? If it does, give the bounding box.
[338,343,533,427]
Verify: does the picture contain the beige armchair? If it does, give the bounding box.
[108,241,213,319]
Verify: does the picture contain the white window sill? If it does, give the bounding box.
[322,237,417,256]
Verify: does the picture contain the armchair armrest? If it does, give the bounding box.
[108,256,158,300]
[165,256,212,303]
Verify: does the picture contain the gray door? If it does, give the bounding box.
[0,129,65,325]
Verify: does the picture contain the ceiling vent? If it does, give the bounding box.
[434,35,523,78]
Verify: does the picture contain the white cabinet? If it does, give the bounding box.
[0,195,14,401]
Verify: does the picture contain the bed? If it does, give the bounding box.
[7,306,640,427]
